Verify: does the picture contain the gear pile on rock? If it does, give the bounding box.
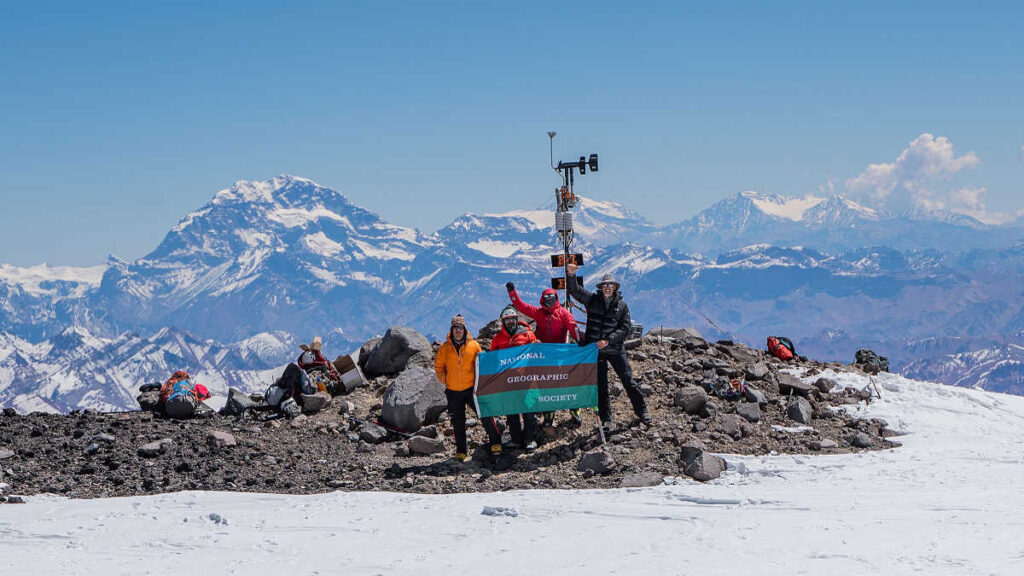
[0,327,902,502]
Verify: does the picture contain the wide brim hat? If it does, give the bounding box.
[596,274,620,290]
[300,336,323,352]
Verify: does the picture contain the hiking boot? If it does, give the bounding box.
[453,452,468,462]
[569,409,583,427]
[638,410,653,427]
[524,440,538,451]
[490,444,502,456]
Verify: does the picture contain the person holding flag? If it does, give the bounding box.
[489,304,541,451]
[565,263,651,434]
[434,314,503,460]
[506,281,583,427]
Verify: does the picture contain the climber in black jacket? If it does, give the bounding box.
[566,262,651,434]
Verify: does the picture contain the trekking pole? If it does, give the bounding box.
[870,376,882,399]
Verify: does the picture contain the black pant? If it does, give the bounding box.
[597,348,647,424]
[445,388,501,454]
[505,413,538,446]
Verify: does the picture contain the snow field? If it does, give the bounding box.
[1,372,1023,575]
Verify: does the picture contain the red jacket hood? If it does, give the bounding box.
[540,288,561,310]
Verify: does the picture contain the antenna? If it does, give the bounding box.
[548,131,557,169]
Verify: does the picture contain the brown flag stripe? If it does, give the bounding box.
[477,364,597,395]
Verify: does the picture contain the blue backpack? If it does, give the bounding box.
[165,379,199,418]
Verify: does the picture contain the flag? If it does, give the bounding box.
[474,343,598,418]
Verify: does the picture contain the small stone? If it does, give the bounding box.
[735,402,761,423]
[718,414,746,440]
[577,450,615,475]
[6,495,26,504]
[138,438,173,458]
[814,377,838,393]
[84,443,100,456]
[92,433,116,444]
[0,449,16,460]
[745,362,769,380]
[683,450,727,482]
[777,373,814,396]
[358,423,388,444]
[407,435,446,455]
[787,397,813,425]
[673,386,708,415]
[850,432,873,448]
[639,384,655,396]
[337,401,356,415]
[413,425,439,439]
[223,388,257,417]
[207,431,237,448]
[356,440,375,453]
[393,443,411,457]
[743,385,767,405]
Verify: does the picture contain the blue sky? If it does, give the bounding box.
[1,1,1022,266]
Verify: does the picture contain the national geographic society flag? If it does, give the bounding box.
[474,343,598,418]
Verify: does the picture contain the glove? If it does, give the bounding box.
[505,282,515,292]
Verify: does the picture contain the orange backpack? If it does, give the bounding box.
[767,336,795,361]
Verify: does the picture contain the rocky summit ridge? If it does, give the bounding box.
[0,330,900,501]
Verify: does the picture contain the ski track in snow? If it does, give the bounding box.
[2,372,1023,575]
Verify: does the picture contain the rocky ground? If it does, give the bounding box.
[0,329,901,501]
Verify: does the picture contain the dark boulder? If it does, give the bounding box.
[787,397,813,425]
[735,402,761,423]
[681,446,727,482]
[673,386,708,415]
[222,388,257,417]
[407,435,446,455]
[136,390,161,412]
[814,377,838,394]
[745,362,769,380]
[777,373,813,397]
[380,366,447,432]
[364,327,432,376]
[577,450,616,475]
[855,349,889,374]
[357,337,382,372]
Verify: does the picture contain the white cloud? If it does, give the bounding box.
[843,133,1015,224]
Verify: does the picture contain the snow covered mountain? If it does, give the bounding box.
[0,326,287,413]
[3,175,1024,411]
[652,191,1023,254]
[899,334,1024,396]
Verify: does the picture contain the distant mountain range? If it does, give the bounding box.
[3,175,1023,411]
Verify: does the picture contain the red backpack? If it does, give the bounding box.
[767,336,795,361]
